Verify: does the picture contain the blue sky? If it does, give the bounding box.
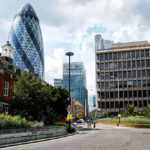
[1,0,150,96]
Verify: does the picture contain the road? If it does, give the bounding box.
[2,124,150,150]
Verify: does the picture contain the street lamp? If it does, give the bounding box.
[110,76,120,126]
[65,52,74,132]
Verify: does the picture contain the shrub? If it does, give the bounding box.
[0,114,30,130]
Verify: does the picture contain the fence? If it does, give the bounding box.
[0,126,67,146]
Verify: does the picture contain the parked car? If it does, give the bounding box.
[76,119,85,123]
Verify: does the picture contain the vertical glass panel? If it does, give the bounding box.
[100,63,104,70]
[118,62,122,69]
[109,53,112,60]
[118,52,121,59]
[129,91,132,98]
[114,81,118,88]
[141,50,145,57]
[123,81,127,88]
[100,54,104,61]
[145,49,149,57]
[123,61,127,68]
[110,81,114,88]
[113,52,117,59]
[146,60,150,67]
[137,70,141,78]
[132,51,135,58]
[114,62,118,69]
[114,72,118,79]
[133,80,137,87]
[127,51,131,59]
[105,72,109,79]
[122,52,126,59]
[101,82,104,88]
[142,80,146,87]
[138,80,141,87]
[132,70,136,78]
[128,71,132,78]
[110,72,113,78]
[136,51,140,58]
[141,60,145,67]
[142,70,146,77]
[133,91,137,97]
[100,72,104,80]
[105,82,109,88]
[147,80,150,87]
[132,60,136,68]
[123,71,127,78]
[127,61,131,68]
[119,81,123,88]
[119,71,122,78]
[128,80,133,88]
[137,60,140,68]
[147,69,150,77]
[124,91,128,98]
[105,62,109,70]
[105,53,108,60]
[138,91,142,97]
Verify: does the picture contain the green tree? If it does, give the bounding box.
[142,104,150,118]
[9,72,69,124]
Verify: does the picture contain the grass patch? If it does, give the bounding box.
[97,119,150,125]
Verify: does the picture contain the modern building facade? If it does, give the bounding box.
[96,41,150,113]
[63,62,88,117]
[54,79,63,88]
[9,3,44,79]
[88,95,96,112]
[95,34,113,51]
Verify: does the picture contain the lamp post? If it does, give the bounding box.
[65,52,74,132]
[110,76,120,126]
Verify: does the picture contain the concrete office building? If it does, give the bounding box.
[96,41,150,113]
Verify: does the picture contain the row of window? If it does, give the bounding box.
[98,70,150,80]
[98,80,150,89]
[98,100,149,109]
[98,90,150,99]
[97,49,150,61]
[98,60,150,70]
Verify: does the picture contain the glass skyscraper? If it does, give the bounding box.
[9,3,44,79]
[63,62,88,116]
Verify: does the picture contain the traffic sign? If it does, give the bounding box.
[66,105,72,113]
[67,114,72,120]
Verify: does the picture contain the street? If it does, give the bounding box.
[2,125,150,150]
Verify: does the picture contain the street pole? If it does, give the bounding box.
[65,52,74,132]
[118,78,120,126]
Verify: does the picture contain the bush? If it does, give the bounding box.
[0,114,30,130]
[142,104,150,118]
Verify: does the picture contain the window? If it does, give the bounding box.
[127,61,131,68]
[113,52,117,59]
[142,70,146,77]
[142,80,146,87]
[123,81,127,88]
[100,72,104,80]
[124,91,128,98]
[128,81,133,88]
[100,63,104,70]
[141,60,145,67]
[146,60,150,67]
[137,60,140,68]
[147,69,150,77]
[109,53,112,60]
[137,70,141,78]
[110,102,114,108]
[100,54,104,61]
[122,52,126,59]
[118,62,122,69]
[136,51,140,58]
[123,71,127,78]
[119,71,122,78]
[101,82,104,88]
[133,91,137,97]
[132,51,135,58]
[3,81,9,96]
[141,50,145,57]
[105,63,109,70]
[128,71,132,78]
[105,53,108,60]
[118,52,121,59]
[105,72,109,79]
[132,70,136,78]
[132,60,136,68]
[123,61,127,68]
[138,80,141,87]
[105,82,109,88]
[127,51,131,59]
[133,80,137,87]
[145,49,149,57]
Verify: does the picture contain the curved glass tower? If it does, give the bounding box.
[9,3,44,79]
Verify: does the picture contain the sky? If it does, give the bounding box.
[0,0,150,96]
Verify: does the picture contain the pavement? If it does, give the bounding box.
[1,124,150,150]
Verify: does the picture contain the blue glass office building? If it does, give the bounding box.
[9,3,44,79]
[63,62,88,116]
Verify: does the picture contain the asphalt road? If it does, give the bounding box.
[2,125,150,150]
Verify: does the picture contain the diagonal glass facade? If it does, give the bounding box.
[9,3,44,79]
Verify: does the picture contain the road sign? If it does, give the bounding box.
[66,105,72,113]
[67,114,72,120]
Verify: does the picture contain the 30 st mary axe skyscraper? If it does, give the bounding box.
[9,3,44,79]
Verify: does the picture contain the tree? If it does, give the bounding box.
[9,72,69,124]
[142,104,150,118]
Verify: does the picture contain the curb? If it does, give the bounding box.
[0,131,77,148]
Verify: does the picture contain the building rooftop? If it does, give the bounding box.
[109,41,150,49]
